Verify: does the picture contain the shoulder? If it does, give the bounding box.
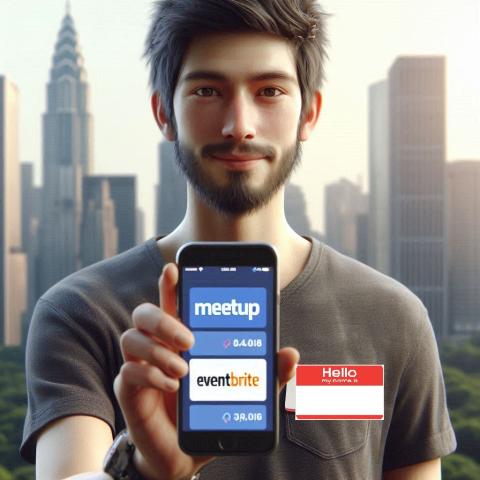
[318,241,429,335]
[36,239,163,329]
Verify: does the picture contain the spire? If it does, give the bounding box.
[49,3,87,83]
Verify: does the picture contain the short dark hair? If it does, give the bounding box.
[144,0,329,135]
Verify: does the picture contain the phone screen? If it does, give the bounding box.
[179,263,276,436]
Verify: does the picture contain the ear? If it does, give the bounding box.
[151,92,175,141]
[298,90,322,141]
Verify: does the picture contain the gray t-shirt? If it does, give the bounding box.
[21,235,457,478]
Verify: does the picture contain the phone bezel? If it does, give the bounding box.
[176,242,279,455]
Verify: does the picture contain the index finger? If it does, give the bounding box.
[159,262,179,318]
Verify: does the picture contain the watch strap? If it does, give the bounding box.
[103,429,146,480]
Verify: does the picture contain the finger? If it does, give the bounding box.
[118,361,180,392]
[64,473,113,480]
[131,303,194,350]
[159,262,179,319]
[278,347,300,391]
[120,328,189,378]
[113,361,178,427]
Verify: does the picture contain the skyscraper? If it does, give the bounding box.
[82,175,136,263]
[368,80,390,274]
[21,163,41,335]
[285,182,311,235]
[447,161,480,334]
[81,178,118,267]
[325,178,368,259]
[136,208,145,244]
[156,141,187,235]
[38,7,93,294]
[0,76,27,346]
[388,56,447,338]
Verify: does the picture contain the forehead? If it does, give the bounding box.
[177,31,298,84]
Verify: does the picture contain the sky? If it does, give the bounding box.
[1,0,479,239]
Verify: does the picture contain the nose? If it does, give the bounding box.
[221,91,256,141]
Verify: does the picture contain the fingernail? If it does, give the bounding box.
[174,331,194,349]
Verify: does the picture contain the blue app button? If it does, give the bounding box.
[189,287,267,328]
[190,404,267,430]
[189,331,266,356]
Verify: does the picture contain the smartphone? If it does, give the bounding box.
[176,242,279,455]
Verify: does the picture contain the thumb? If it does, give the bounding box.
[159,262,179,318]
[278,347,300,391]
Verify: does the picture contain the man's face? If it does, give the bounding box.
[172,31,304,216]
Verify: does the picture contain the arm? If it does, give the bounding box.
[36,415,113,480]
[383,458,441,479]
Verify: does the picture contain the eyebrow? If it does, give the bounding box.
[179,70,298,85]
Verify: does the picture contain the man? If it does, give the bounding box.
[21,1,457,479]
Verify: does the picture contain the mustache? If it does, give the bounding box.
[202,141,275,160]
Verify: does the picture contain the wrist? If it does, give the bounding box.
[132,449,158,480]
[133,449,202,480]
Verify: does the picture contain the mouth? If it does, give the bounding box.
[211,154,266,162]
[210,154,265,170]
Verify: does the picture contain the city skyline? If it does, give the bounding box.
[0,0,479,238]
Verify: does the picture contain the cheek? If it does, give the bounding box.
[258,102,300,141]
[176,101,220,142]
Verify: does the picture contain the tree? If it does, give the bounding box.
[0,465,13,480]
[442,453,480,480]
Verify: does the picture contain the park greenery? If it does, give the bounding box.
[0,334,479,479]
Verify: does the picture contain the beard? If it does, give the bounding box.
[172,133,303,217]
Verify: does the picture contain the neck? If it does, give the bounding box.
[156,184,312,290]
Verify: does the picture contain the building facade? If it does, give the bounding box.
[0,76,26,346]
[156,141,187,235]
[447,161,480,334]
[388,56,447,338]
[38,9,93,294]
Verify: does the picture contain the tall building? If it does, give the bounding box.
[156,141,187,235]
[447,161,480,334]
[388,56,447,338]
[368,80,390,274]
[38,7,93,294]
[136,208,145,244]
[82,175,136,264]
[285,182,311,235]
[325,178,368,259]
[81,179,118,267]
[21,163,41,334]
[0,76,27,346]
[356,212,369,265]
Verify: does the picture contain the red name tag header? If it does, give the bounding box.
[296,365,384,386]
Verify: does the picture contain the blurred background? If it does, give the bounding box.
[0,0,479,478]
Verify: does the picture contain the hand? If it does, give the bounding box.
[113,262,300,480]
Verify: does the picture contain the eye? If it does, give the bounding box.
[259,87,283,97]
[193,87,219,97]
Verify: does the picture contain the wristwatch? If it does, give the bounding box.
[103,429,201,480]
[103,429,145,480]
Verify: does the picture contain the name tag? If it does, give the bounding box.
[286,364,384,420]
[285,375,296,412]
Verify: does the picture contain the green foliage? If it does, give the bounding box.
[0,465,13,480]
[0,347,31,475]
[11,465,34,480]
[443,366,480,417]
[442,453,480,480]
[453,418,480,462]
[440,340,480,375]
[440,336,480,474]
